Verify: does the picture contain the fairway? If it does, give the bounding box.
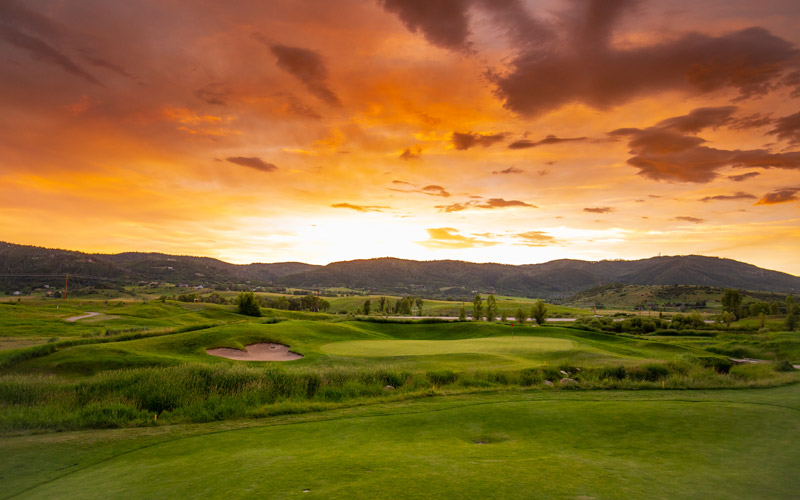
[320,336,574,357]
[5,386,799,500]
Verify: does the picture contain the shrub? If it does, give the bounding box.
[236,291,261,317]
[774,360,795,372]
[697,356,733,374]
[427,370,456,385]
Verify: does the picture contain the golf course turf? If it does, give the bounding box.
[3,386,799,499]
[1,300,799,498]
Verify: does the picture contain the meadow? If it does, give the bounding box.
[1,298,798,498]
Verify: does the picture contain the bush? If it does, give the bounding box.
[236,291,261,317]
[697,356,733,374]
[774,360,795,372]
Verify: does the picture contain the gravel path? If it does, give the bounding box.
[64,312,100,322]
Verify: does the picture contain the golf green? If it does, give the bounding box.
[320,336,574,357]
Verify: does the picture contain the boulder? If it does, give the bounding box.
[560,378,577,385]
[384,385,395,391]
[543,380,554,386]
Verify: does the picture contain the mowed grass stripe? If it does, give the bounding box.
[320,336,574,357]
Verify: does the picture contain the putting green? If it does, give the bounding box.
[320,335,574,357]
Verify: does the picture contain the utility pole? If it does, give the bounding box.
[63,274,69,299]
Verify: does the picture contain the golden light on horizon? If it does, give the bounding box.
[1,0,799,274]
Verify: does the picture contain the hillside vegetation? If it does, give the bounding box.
[3,242,799,299]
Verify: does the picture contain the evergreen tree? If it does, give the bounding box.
[486,294,497,322]
[472,294,483,321]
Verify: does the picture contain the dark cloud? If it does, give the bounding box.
[284,94,322,119]
[654,106,737,133]
[727,172,760,182]
[399,146,422,160]
[611,108,800,183]
[194,83,231,106]
[512,230,559,247]
[699,192,756,202]
[768,112,800,146]
[436,198,535,212]
[755,188,800,205]
[82,53,135,81]
[494,20,800,116]
[421,185,450,197]
[479,198,534,209]
[583,207,613,213]
[452,131,506,150]
[0,23,101,86]
[674,216,705,224]
[225,156,277,173]
[379,0,472,51]
[508,135,587,149]
[492,166,524,174]
[331,203,390,212]
[389,183,450,197]
[379,0,800,116]
[263,41,341,107]
[728,113,773,131]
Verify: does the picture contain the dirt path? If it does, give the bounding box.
[64,312,101,322]
[730,358,800,370]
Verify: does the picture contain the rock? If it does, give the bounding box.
[560,370,569,376]
[384,385,395,391]
[543,380,554,386]
[560,378,577,385]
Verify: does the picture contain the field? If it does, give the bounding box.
[1,299,799,498]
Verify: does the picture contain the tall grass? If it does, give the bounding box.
[0,323,220,370]
[1,357,795,432]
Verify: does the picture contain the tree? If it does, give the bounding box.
[786,296,798,331]
[787,313,798,331]
[500,311,507,322]
[236,291,261,317]
[787,295,798,316]
[415,297,424,316]
[363,299,371,316]
[472,294,483,321]
[721,289,742,320]
[378,296,387,313]
[486,294,497,322]
[458,306,467,322]
[515,306,527,325]
[530,299,547,326]
[720,311,734,327]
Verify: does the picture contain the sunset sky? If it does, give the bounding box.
[1,0,800,274]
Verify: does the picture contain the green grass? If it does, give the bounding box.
[320,336,574,357]
[2,386,799,499]
[2,300,800,498]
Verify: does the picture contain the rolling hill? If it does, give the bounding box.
[2,241,799,298]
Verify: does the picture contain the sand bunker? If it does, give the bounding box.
[206,343,303,361]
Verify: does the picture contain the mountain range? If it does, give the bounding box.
[1,241,798,298]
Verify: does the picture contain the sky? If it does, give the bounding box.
[1,0,800,274]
